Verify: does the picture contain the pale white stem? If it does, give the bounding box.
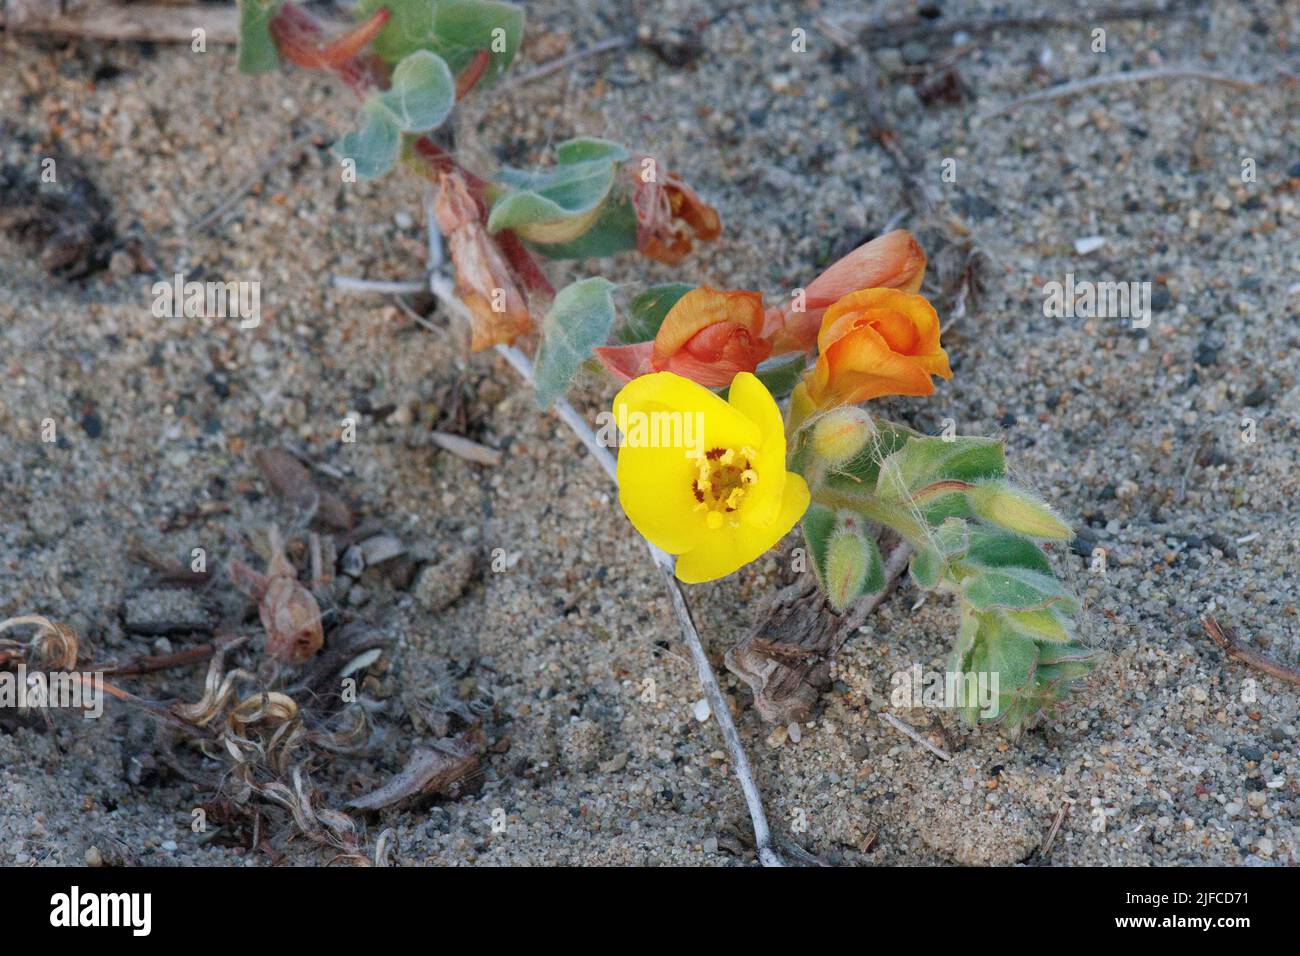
[490,340,782,867]
[420,230,783,864]
[332,276,427,295]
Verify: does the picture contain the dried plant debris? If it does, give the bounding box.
[253,447,355,531]
[0,124,117,278]
[229,524,325,665]
[725,578,836,725]
[349,718,487,811]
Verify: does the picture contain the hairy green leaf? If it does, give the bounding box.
[530,200,639,261]
[375,50,455,132]
[961,565,1078,615]
[334,101,401,179]
[534,278,617,408]
[489,139,629,242]
[613,283,694,343]
[875,434,1005,501]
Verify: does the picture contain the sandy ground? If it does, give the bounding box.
[1,0,1298,866]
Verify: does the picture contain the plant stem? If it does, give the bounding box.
[496,339,783,865]
[426,265,784,865]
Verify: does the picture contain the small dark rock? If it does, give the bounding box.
[80,411,103,438]
[1194,341,1220,366]
[1242,386,1269,407]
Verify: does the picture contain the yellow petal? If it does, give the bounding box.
[616,441,707,554]
[724,371,786,527]
[614,371,761,452]
[675,473,810,584]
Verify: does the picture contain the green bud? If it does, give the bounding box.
[968,481,1071,540]
[810,407,874,467]
[825,531,869,612]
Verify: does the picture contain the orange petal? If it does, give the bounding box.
[594,341,655,383]
[810,324,936,406]
[652,287,764,370]
[805,230,927,309]
[662,323,772,387]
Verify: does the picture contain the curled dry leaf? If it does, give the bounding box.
[229,525,324,665]
[253,447,354,531]
[348,723,486,811]
[434,170,532,351]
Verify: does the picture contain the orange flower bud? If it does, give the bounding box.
[797,288,951,411]
[650,287,771,388]
[767,230,928,355]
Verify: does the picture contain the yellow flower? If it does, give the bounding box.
[612,371,810,584]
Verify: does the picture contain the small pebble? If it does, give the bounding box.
[692,699,711,722]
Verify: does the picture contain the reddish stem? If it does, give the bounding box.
[265,4,555,300]
[271,6,390,71]
[456,50,492,100]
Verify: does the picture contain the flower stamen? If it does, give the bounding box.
[688,445,757,526]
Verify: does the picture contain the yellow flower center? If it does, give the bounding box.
[689,445,759,530]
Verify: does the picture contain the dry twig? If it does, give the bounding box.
[879,711,952,761]
[980,67,1297,120]
[1202,616,1300,687]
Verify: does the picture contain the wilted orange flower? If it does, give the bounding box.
[791,288,951,420]
[596,286,772,388]
[651,287,771,387]
[434,171,532,351]
[630,157,721,266]
[765,230,927,356]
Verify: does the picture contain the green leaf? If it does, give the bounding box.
[821,420,917,488]
[998,608,1072,642]
[961,565,1078,615]
[909,517,969,590]
[534,278,617,408]
[614,283,694,343]
[488,139,629,242]
[801,503,836,592]
[428,0,524,79]
[334,101,401,179]
[355,0,438,65]
[555,137,631,165]
[957,616,1040,723]
[237,0,284,75]
[875,435,1005,501]
[529,199,639,261]
[753,353,807,399]
[1036,641,1097,683]
[961,528,1053,575]
[375,50,455,132]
